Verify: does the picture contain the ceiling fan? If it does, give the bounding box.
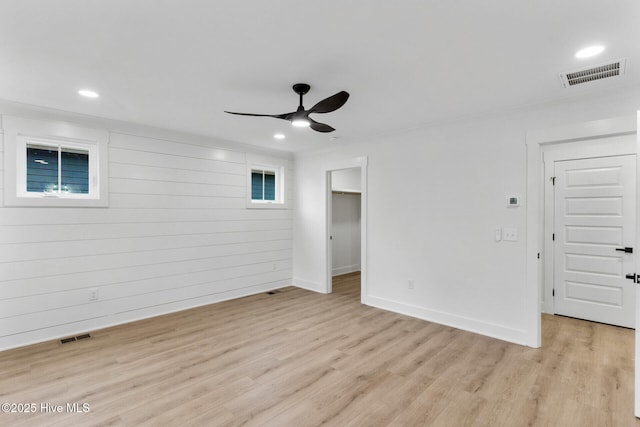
[224,83,349,133]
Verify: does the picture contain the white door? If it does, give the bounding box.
[554,155,636,328]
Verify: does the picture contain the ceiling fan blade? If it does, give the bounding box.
[309,118,335,133]
[225,111,293,120]
[308,91,349,114]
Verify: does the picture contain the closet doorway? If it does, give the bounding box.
[327,167,362,295]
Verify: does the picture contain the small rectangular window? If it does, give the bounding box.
[245,153,288,209]
[251,169,276,201]
[3,115,109,207]
[27,145,90,195]
[246,157,287,209]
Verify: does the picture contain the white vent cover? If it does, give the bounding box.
[559,58,627,88]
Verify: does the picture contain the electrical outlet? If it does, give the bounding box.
[89,288,99,301]
[408,280,414,290]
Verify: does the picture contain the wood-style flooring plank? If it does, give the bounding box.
[0,271,638,426]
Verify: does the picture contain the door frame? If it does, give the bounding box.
[327,172,362,287]
[324,157,368,299]
[525,115,637,347]
[636,111,640,418]
[542,138,637,316]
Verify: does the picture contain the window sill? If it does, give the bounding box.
[246,201,288,210]
[5,195,108,208]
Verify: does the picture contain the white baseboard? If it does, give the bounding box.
[362,294,529,346]
[331,264,360,277]
[332,264,361,277]
[292,277,327,293]
[0,281,291,352]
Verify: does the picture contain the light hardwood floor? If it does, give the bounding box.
[0,272,638,426]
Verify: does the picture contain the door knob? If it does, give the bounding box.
[625,273,637,283]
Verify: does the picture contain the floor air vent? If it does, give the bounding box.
[559,58,627,88]
[60,333,92,345]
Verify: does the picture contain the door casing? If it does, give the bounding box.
[542,135,637,317]
[323,157,368,299]
[525,115,637,348]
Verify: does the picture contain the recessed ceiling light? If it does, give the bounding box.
[274,133,285,140]
[575,45,605,59]
[78,89,99,98]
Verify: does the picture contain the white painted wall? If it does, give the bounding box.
[0,102,294,351]
[293,86,640,346]
[331,168,361,193]
[331,192,361,276]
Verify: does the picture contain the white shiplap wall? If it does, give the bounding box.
[0,118,293,351]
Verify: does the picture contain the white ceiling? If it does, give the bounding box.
[0,1,638,152]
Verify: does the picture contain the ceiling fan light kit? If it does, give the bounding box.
[292,119,310,127]
[225,83,349,133]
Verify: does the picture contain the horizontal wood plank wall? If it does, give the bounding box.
[0,127,294,351]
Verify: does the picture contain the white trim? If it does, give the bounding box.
[245,152,289,209]
[2,115,109,207]
[0,281,291,352]
[19,137,97,199]
[541,134,637,315]
[323,157,368,302]
[292,277,327,293]
[526,116,636,145]
[363,295,529,346]
[525,115,637,348]
[327,171,334,293]
[332,265,361,277]
[635,111,640,418]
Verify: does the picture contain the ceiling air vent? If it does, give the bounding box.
[559,58,627,88]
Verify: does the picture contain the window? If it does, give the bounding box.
[17,137,98,201]
[26,143,90,196]
[3,116,109,207]
[251,169,276,201]
[245,153,289,209]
